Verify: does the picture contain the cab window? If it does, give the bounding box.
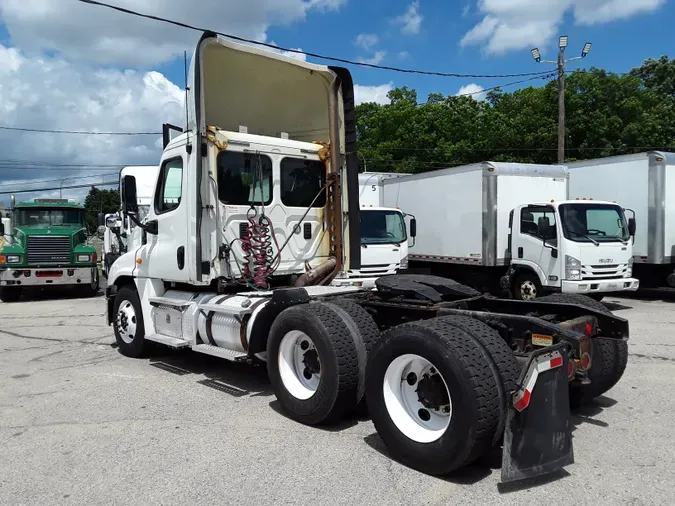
[521,205,557,244]
[155,158,183,214]
[280,158,326,208]
[217,152,273,206]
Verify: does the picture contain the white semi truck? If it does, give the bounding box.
[104,31,632,483]
[382,162,639,301]
[566,151,675,290]
[100,165,159,278]
[332,172,413,287]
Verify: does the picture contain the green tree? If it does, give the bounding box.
[354,56,675,174]
[83,186,120,233]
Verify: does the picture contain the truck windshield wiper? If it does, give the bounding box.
[568,230,599,246]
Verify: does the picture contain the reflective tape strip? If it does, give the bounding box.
[409,254,482,265]
[513,351,564,412]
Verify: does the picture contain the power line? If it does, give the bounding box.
[0,172,119,190]
[0,181,118,196]
[0,125,161,135]
[75,0,553,80]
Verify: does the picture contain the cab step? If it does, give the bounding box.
[145,333,190,349]
[193,344,248,362]
[148,296,194,309]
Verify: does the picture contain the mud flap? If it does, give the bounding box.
[501,343,574,483]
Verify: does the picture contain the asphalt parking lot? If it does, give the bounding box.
[1,287,674,505]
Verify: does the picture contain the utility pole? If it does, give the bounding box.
[531,37,592,164]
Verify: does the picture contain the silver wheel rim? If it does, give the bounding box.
[520,280,537,300]
[278,331,320,400]
[116,301,137,344]
[383,354,452,443]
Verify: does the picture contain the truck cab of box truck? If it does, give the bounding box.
[332,172,415,287]
[101,165,158,278]
[506,199,639,300]
[0,197,99,302]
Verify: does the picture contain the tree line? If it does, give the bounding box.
[354,56,675,174]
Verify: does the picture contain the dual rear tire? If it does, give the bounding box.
[268,302,520,476]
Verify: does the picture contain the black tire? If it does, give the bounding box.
[365,318,502,476]
[436,315,520,445]
[513,271,544,300]
[112,285,148,358]
[79,269,100,298]
[267,302,364,426]
[537,292,611,315]
[537,293,627,402]
[327,298,381,415]
[0,286,21,303]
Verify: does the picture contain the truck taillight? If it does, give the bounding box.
[92,253,97,263]
[585,323,593,335]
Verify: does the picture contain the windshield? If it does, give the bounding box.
[360,210,407,245]
[15,208,84,227]
[559,203,630,243]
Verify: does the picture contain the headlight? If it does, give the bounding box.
[565,255,582,281]
[2,254,21,264]
[77,254,91,262]
[400,255,409,270]
[626,257,633,278]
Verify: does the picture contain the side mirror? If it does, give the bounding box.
[122,175,139,215]
[628,217,636,236]
[0,222,4,236]
[537,216,551,238]
[97,212,106,227]
[410,218,417,238]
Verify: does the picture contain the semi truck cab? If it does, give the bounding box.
[0,198,99,302]
[506,199,639,300]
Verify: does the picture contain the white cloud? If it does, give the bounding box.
[0,0,347,67]
[354,33,379,50]
[354,82,394,105]
[392,1,423,35]
[357,51,387,65]
[456,83,486,101]
[460,0,666,55]
[462,4,471,17]
[398,51,411,60]
[0,44,183,202]
[268,41,308,61]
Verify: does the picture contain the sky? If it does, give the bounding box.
[0,0,672,207]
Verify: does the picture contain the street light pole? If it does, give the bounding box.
[531,38,591,164]
[557,47,566,164]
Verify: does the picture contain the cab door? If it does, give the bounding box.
[135,149,190,283]
[513,204,562,286]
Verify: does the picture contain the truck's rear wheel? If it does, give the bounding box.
[327,298,380,415]
[365,318,502,475]
[0,286,21,303]
[537,293,628,403]
[113,286,148,358]
[267,302,365,426]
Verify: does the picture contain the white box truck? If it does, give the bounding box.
[99,165,160,278]
[567,151,675,290]
[332,172,414,287]
[382,162,639,300]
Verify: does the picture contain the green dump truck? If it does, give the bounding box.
[0,197,100,302]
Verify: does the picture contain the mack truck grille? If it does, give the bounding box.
[581,263,628,280]
[27,236,71,264]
